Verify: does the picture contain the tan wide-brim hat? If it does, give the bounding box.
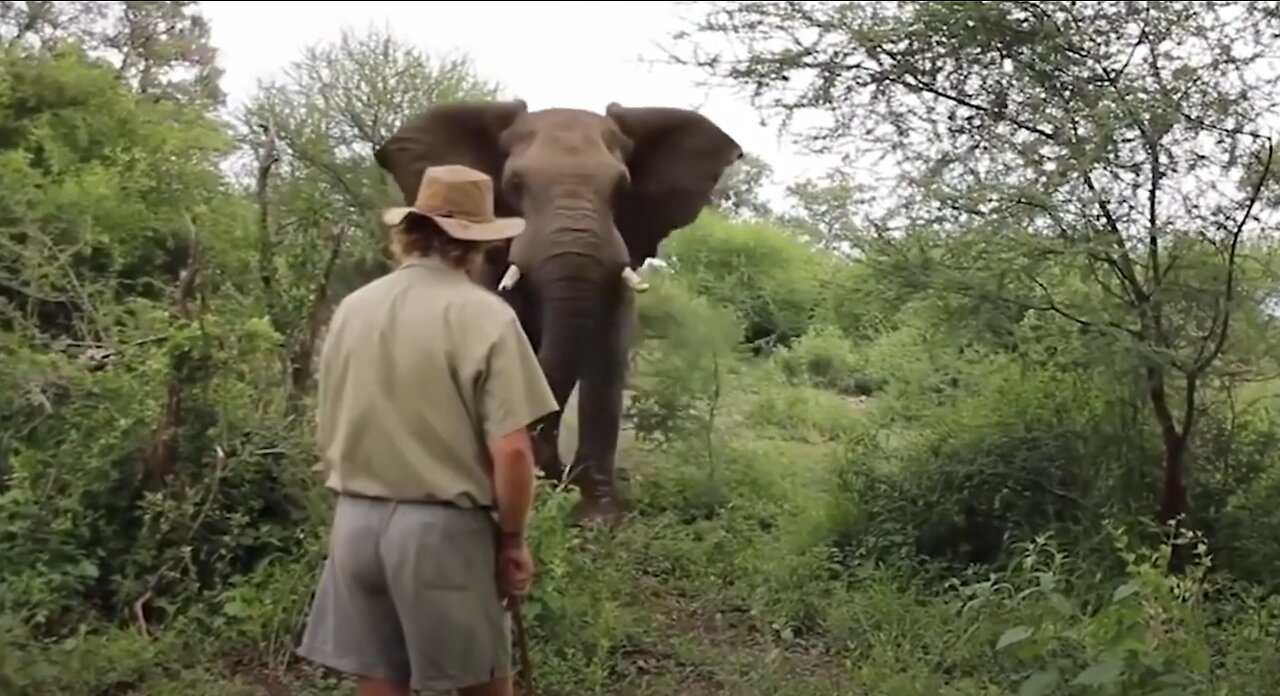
[382,164,526,242]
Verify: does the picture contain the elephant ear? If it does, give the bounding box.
[605,103,744,267]
[374,99,529,215]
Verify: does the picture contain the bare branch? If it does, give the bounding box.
[288,224,348,411]
[255,118,280,306]
[1194,137,1275,373]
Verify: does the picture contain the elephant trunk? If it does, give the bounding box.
[532,249,611,407]
[514,219,638,494]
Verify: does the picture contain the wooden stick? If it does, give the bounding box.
[511,600,534,695]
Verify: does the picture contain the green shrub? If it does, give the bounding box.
[0,310,318,637]
[824,363,1161,571]
[742,378,869,443]
[812,260,901,343]
[944,526,1280,695]
[628,273,744,451]
[662,210,831,349]
[1206,399,1280,587]
[772,323,884,396]
[848,301,1020,405]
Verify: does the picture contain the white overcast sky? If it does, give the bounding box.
[199,0,844,209]
[199,1,1278,219]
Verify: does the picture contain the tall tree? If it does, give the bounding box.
[0,37,268,633]
[236,26,503,408]
[780,167,864,257]
[673,1,1280,554]
[0,1,224,107]
[709,151,776,220]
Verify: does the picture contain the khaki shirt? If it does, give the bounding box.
[314,255,558,507]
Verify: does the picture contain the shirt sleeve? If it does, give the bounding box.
[476,312,560,444]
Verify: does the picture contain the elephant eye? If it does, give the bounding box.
[610,173,631,206]
[503,173,525,200]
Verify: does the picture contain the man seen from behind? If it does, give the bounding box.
[297,164,559,696]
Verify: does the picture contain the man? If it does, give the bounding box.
[298,164,560,696]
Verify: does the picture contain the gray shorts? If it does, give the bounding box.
[296,494,511,692]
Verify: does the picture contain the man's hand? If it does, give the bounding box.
[498,535,534,607]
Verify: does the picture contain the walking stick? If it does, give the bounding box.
[511,599,535,695]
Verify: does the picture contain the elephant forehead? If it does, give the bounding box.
[522,107,612,129]
[508,110,627,159]
[505,145,628,194]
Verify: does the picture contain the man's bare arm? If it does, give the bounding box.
[489,426,537,541]
[476,310,558,541]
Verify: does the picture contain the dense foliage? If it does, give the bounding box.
[3,2,1279,694]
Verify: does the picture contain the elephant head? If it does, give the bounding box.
[374,99,743,519]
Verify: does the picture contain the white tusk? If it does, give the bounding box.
[621,267,649,292]
[497,264,521,291]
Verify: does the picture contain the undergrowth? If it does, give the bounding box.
[5,270,1280,695]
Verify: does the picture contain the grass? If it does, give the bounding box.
[7,361,1280,695]
[3,364,864,695]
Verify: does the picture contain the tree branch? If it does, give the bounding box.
[1194,137,1274,373]
[288,224,348,411]
[255,118,279,330]
[143,214,203,490]
[134,444,227,636]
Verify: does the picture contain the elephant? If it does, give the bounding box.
[373,99,743,524]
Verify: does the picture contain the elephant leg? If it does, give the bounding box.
[565,308,631,524]
[554,381,582,476]
[499,286,569,484]
[532,410,568,483]
[530,371,579,486]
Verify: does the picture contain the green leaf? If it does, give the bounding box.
[72,559,99,579]
[1071,657,1124,687]
[997,625,1034,650]
[1018,668,1060,696]
[1048,593,1076,617]
[1111,580,1140,602]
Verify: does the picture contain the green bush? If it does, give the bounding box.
[662,210,831,349]
[0,43,317,638]
[0,316,319,636]
[942,526,1280,695]
[1204,399,1280,588]
[742,376,869,443]
[811,260,901,343]
[772,323,884,396]
[824,363,1161,571]
[628,273,745,450]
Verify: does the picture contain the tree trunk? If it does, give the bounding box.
[286,226,346,415]
[144,219,203,489]
[1145,362,1194,572]
[1158,428,1188,526]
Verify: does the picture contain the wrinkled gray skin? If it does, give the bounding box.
[375,99,743,524]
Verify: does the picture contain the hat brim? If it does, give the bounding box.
[381,207,526,242]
